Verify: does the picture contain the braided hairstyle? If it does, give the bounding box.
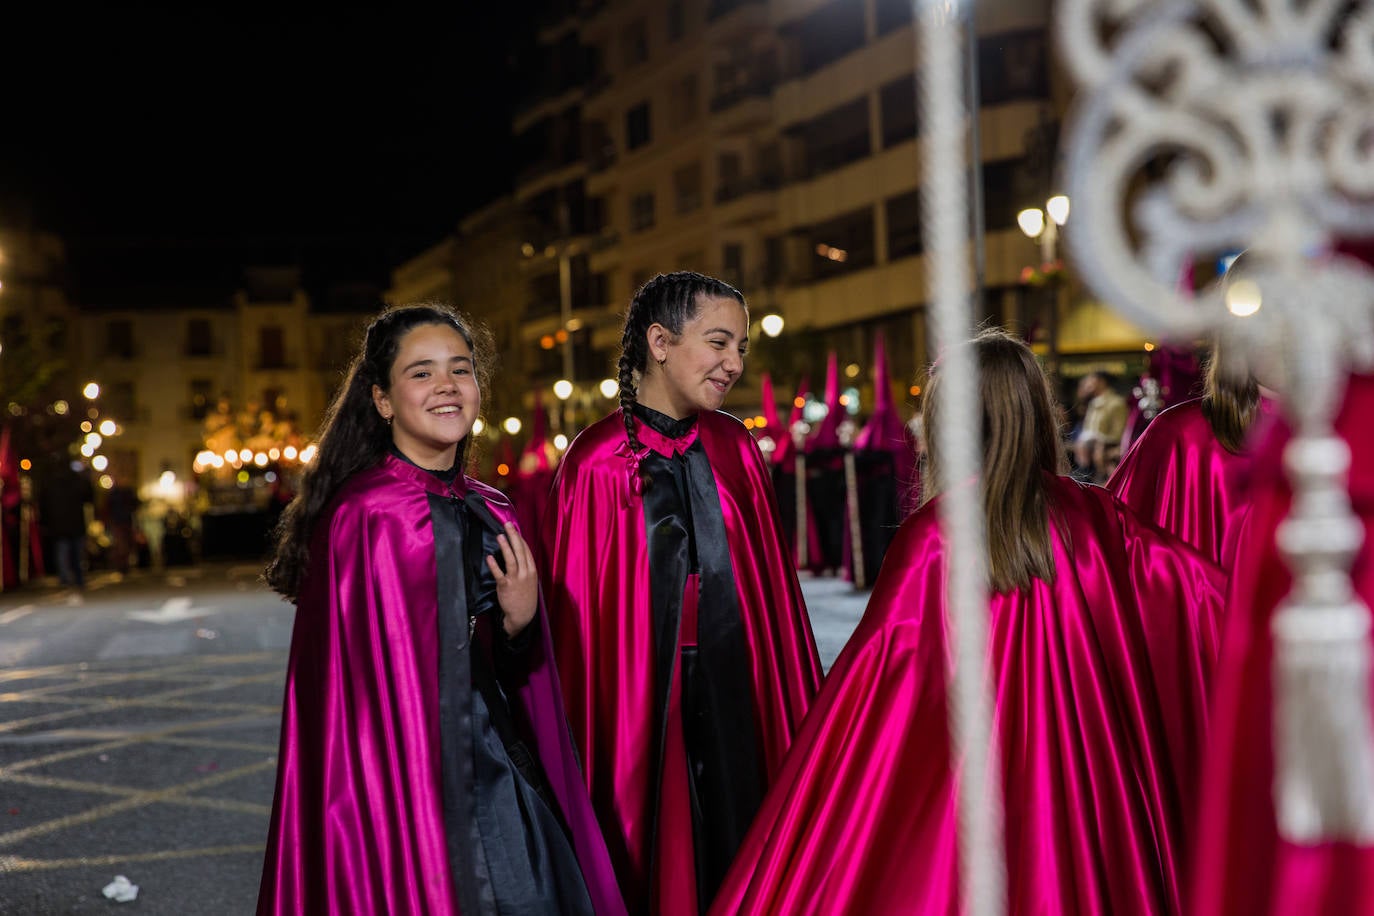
[264,302,493,601]
[616,270,746,453]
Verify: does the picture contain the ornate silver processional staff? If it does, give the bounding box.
[1058,0,1374,842]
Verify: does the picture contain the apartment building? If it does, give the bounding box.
[76,268,370,511]
[507,0,1149,421]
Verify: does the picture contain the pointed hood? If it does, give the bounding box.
[759,372,783,435]
[856,332,906,453]
[520,390,553,473]
[807,351,843,451]
[772,374,811,466]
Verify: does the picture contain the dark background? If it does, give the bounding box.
[0,8,523,307]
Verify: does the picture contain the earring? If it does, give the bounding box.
[384,414,393,425]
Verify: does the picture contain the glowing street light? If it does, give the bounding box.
[98,419,116,436]
[1016,207,1046,240]
[760,313,785,338]
[83,382,100,400]
[1046,194,1070,226]
[599,378,619,399]
[503,417,522,435]
[553,379,574,400]
[1225,278,1263,317]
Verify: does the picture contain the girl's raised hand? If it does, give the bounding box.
[487,522,538,637]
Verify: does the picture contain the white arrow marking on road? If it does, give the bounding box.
[0,605,35,624]
[127,597,215,624]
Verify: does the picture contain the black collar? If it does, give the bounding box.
[633,402,698,440]
[389,445,460,485]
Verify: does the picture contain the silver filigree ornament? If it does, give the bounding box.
[1057,0,1374,842]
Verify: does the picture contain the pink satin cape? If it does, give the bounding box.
[541,409,823,910]
[712,475,1225,916]
[1191,373,1374,915]
[257,455,624,915]
[1108,398,1267,570]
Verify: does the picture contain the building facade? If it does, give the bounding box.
[76,268,371,513]
[507,0,1150,425]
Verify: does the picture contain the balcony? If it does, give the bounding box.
[715,173,782,205]
[708,0,765,22]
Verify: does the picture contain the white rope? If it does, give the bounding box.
[918,1,1006,912]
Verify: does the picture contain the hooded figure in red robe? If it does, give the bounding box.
[846,332,918,586]
[543,272,821,915]
[713,330,1224,916]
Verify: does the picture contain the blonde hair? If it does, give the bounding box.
[922,329,1069,592]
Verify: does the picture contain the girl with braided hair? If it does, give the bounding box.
[258,303,623,916]
[541,272,821,915]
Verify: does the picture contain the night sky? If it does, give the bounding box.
[1,8,523,308]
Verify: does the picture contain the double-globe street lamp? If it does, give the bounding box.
[1016,194,1070,372]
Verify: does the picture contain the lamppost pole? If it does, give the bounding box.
[558,247,574,385]
[1016,195,1070,375]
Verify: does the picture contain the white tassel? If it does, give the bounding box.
[1272,434,1374,843]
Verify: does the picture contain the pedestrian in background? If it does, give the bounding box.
[713,330,1224,915]
[258,303,623,916]
[38,457,93,591]
[542,271,821,915]
[1074,369,1129,482]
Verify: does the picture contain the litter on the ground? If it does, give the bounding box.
[102,875,139,902]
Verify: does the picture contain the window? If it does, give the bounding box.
[674,162,703,215]
[630,192,656,232]
[763,235,785,286]
[189,379,214,420]
[259,325,286,370]
[886,191,923,260]
[585,120,615,171]
[667,1,686,42]
[622,19,649,68]
[721,243,745,288]
[671,74,700,127]
[801,98,870,178]
[979,31,1050,105]
[107,381,137,421]
[875,0,913,34]
[880,77,918,147]
[588,195,608,233]
[809,206,876,279]
[106,319,134,359]
[794,2,866,75]
[186,318,213,357]
[626,102,652,151]
[981,158,1026,232]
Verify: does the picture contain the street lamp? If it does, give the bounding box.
[760,313,785,338]
[1017,194,1070,371]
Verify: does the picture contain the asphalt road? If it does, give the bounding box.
[0,563,871,914]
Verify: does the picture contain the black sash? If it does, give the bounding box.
[640,421,765,910]
[431,492,496,916]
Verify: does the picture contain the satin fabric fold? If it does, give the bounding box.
[258,455,624,915]
[712,475,1225,916]
[1108,397,1272,571]
[542,409,822,913]
[1191,373,1374,915]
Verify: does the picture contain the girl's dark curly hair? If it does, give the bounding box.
[616,271,745,451]
[263,302,491,601]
